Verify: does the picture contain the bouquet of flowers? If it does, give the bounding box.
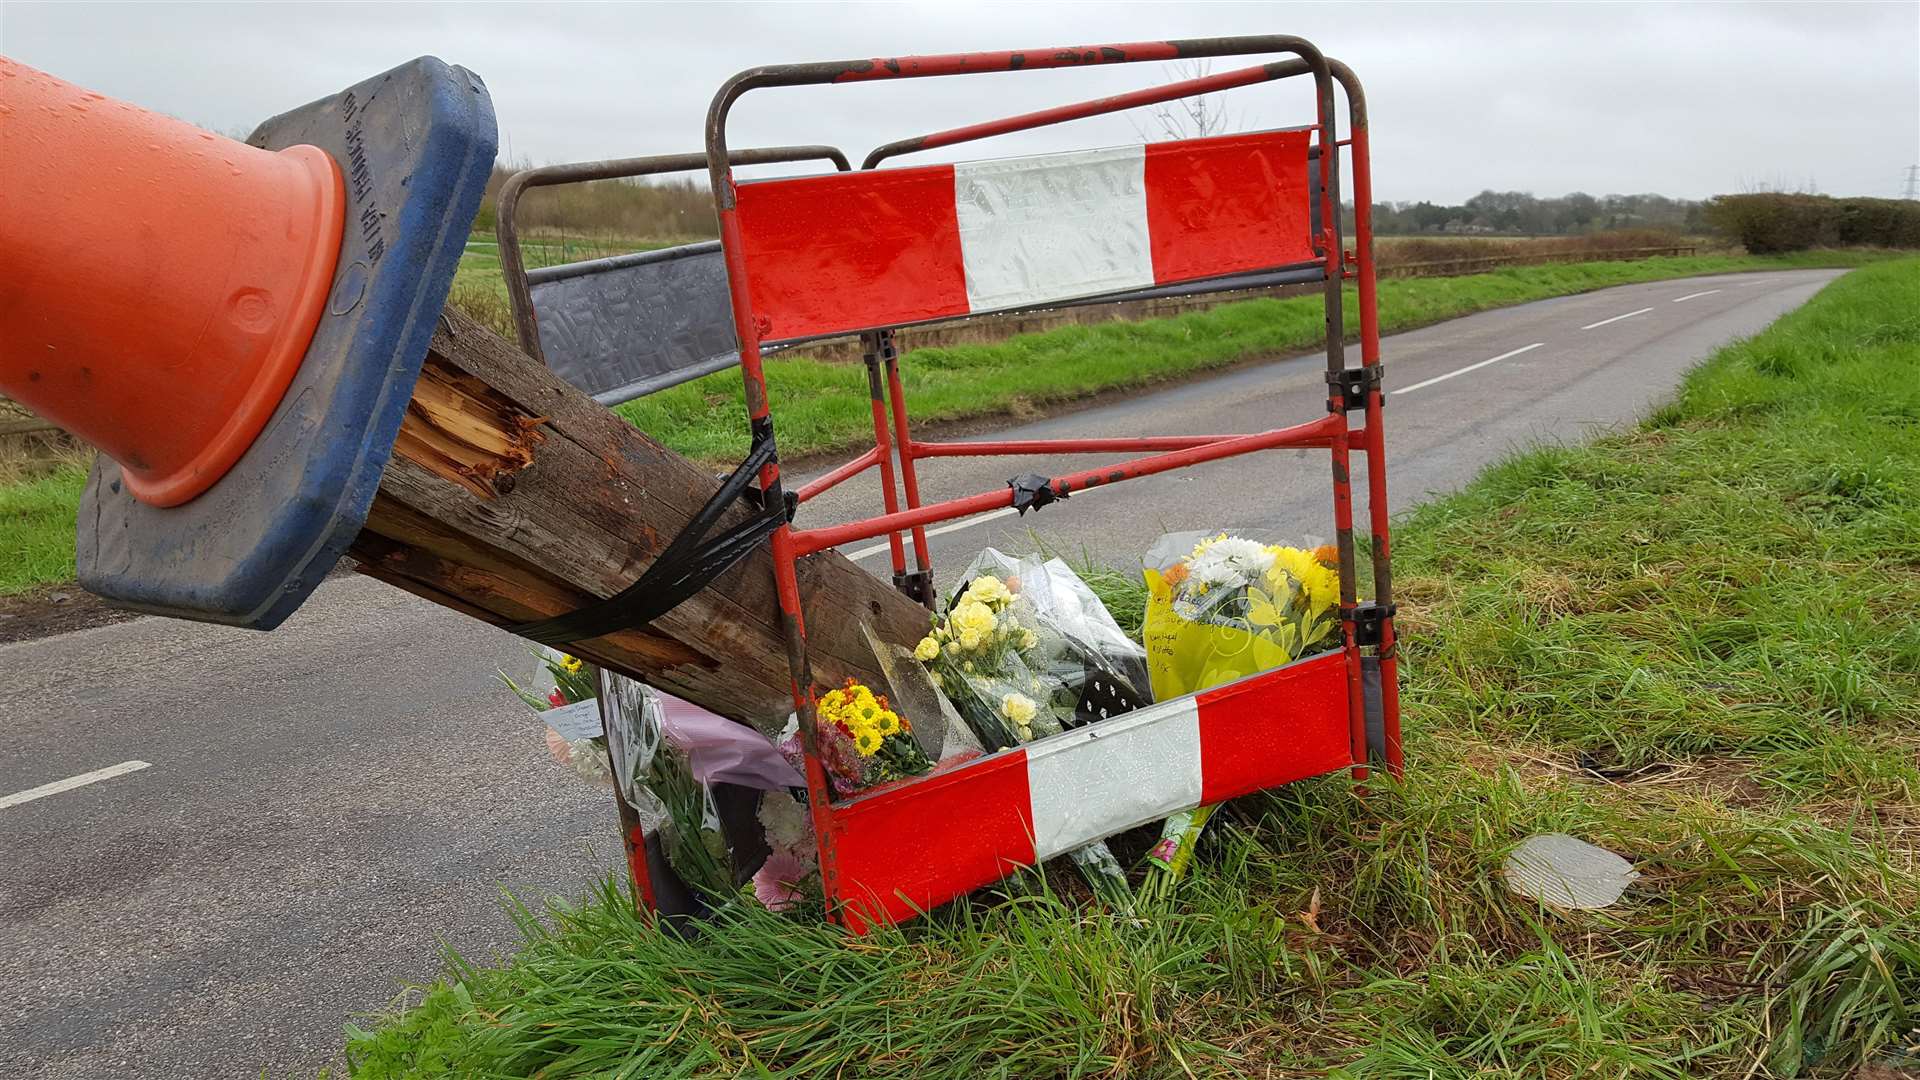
[502,648,612,787]
[751,789,818,912]
[1142,532,1342,700]
[916,550,1152,752]
[915,550,1153,904]
[777,678,932,799]
[506,654,794,904]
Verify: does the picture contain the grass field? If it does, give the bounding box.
[0,463,89,595]
[341,258,1919,1078]
[0,251,1891,598]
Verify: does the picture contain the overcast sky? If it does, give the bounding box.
[4,2,1916,203]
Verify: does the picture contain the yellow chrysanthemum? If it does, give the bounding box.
[1271,546,1339,614]
[875,710,900,737]
[852,729,883,756]
[1188,532,1229,560]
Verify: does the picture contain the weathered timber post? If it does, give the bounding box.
[350,307,931,732]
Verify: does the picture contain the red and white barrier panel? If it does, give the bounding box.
[733,129,1317,342]
[823,650,1353,932]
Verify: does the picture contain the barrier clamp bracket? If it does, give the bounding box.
[1351,601,1397,648]
[1326,365,1384,413]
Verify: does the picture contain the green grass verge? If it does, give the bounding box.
[0,463,87,595]
[342,258,1920,1077]
[619,250,1889,464]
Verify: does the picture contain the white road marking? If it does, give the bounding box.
[1392,342,1544,396]
[1672,289,1722,303]
[843,479,1126,560]
[0,760,151,810]
[848,508,1020,561]
[1580,307,1654,331]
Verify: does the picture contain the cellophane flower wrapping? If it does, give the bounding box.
[1142,532,1343,700]
[598,674,733,899]
[503,647,611,788]
[914,550,1153,905]
[917,549,1152,752]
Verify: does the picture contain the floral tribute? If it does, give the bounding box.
[778,678,931,798]
[502,649,611,787]
[1144,534,1343,699]
[915,574,1057,750]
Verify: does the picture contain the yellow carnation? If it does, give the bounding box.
[957,627,986,652]
[950,599,998,638]
[914,636,940,661]
[964,575,1013,608]
[1001,692,1037,725]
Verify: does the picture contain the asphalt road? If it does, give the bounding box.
[0,269,1842,1077]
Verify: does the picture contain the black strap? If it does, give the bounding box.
[510,433,790,646]
[1009,473,1067,515]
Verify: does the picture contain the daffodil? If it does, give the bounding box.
[558,654,584,674]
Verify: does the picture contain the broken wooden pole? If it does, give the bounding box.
[349,307,932,733]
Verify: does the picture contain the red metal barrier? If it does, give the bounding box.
[662,35,1398,929]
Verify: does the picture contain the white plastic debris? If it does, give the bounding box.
[1503,833,1641,909]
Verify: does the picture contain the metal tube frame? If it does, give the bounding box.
[494,145,851,364]
[699,37,1398,925]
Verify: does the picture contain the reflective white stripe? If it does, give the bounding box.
[1025,696,1202,860]
[954,146,1153,313]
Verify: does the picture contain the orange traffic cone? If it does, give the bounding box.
[0,54,495,629]
[0,56,347,506]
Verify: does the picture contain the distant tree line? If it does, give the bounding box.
[1703,194,1920,254]
[1364,190,1706,236]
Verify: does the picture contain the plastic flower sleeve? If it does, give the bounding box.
[952,549,1153,724]
[1142,530,1341,700]
[924,550,1144,904]
[599,671,663,811]
[597,672,733,897]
